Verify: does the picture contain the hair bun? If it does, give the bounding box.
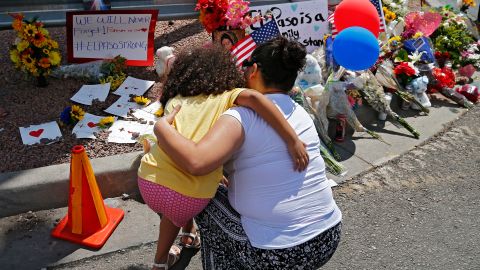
[278,38,307,72]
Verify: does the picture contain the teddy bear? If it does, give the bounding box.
[294,54,323,90]
[407,75,431,110]
[155,46,176,79]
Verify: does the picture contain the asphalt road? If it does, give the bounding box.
[53,105,480,270]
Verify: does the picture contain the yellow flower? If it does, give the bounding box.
[22,55,35,68]
[388,36,402,44]
[463,0,475,7]
[98,116,115,128]
[43,48,50,55]
[39,28,49,36]
[48,51,61,66]
[48,40,59,49]
[133,96,150,105]
[23,24,38,38]
[70,105,85,122]
[413,32,424,39]
[154,107,164,117]
[16,40,29,52]
[10,49,20,64]
[385,12,396,23]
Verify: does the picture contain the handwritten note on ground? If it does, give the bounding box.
[113,76,155,96]
[107,120,153,143]
[104,95,145,118]
[66,10,158,66]
[72,113,117,139]
[70,83,111,105]
[249,0,328,52]
[19,121,62,145]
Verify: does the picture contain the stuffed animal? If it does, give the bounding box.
[155,46,175,79]
[408,75,431,110]
[295,54,323,90]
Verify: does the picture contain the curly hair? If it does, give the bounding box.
[251,36,306,92]
[160,45,246,107]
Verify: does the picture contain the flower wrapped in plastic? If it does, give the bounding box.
[346,70,420,139]
[376,60,430,114]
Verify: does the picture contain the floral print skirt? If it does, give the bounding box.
[195,185,342,270]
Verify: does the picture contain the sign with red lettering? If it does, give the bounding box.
[66,10,158,66]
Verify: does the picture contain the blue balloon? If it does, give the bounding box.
[333,26,380,71]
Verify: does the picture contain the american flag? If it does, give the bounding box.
[230,20,281,67]
[328,0,386,37]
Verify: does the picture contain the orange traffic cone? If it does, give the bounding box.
[51,145,124,249]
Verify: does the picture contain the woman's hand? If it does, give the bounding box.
[288,139,309,172]
[163,105,181,124]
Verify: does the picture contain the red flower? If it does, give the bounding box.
[394,62,416,77]
[432,67,456,89]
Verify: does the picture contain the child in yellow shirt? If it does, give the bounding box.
[137,45,308,270]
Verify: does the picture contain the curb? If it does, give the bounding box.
[0,151,142,217]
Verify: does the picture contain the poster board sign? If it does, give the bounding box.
[66,10,158,66]
[249,0,329,52]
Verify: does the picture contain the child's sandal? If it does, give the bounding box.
[152,245,181,270]
[178,231,201,249]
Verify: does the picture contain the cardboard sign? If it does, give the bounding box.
[66,10,158,66]
[249,0,329,52]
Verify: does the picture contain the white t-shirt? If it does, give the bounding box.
[223,94,342,249]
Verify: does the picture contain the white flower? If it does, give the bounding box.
[408,51,425,64]
[390,3,398,8]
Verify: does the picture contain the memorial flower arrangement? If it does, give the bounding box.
[195,0,261,32]
[9,14,61,80]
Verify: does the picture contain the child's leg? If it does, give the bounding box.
[154,217,181,267]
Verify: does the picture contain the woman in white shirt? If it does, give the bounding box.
[154,37,342,269]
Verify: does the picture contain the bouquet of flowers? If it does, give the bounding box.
[430,7,475,66]
[196,0,261,32]
[9,14,61,79]
[382,0,409,19]
[52,55,127,90]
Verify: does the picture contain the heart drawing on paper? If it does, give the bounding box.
[87,122,97,128]
[290,4,298,12]
[29,129,44,137]
[314,25,320,32]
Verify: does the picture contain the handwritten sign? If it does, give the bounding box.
[249,0,328,52]
[66,10,158,66]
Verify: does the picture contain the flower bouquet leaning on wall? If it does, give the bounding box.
[9,14,62,87]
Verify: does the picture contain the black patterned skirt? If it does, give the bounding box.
[195,185,342,270]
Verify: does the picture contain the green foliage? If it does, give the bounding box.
[431,21,475,65]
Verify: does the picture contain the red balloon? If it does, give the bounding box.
[333,0,380,37]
